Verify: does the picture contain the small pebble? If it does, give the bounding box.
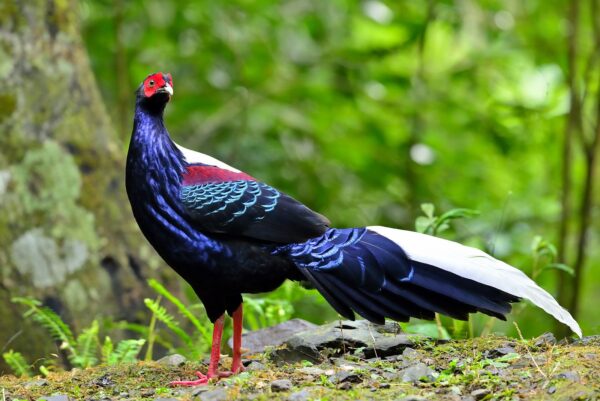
[470,388,491,400]
[382,371,399,380]
[555,371,580,382]
[198,388,228,401]
[400,363,436,383]
[534,332,557,347]
[24,379,49,388]
[140,388,155,397]
[297,366,325,376]
[94,374,115,388]
[37,396,73,401]
[246,361,266,371]
[337,382,352,390]
[494,346,516,356]
[402,347,419,359]
[271,379,292,392]
[287,389,310,401]
[547,386,557,394]
[157,354,187,367]
[191,386,212,396]
[329,371,361,384]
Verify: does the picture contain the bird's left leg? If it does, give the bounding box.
[230,303,245,374]
[170,315,226,386]
[207,303,245,378]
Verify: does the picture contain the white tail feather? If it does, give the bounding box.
[368,226,582,337]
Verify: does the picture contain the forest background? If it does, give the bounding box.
[0,0,598,372]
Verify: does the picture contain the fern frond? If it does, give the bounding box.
[244,297,293,331]
[144,298,194,350]
[72,320,99,368]
[147,279,211,342]
[110,321,149,337]
[12,297,76,355]
[101,336,114,365]
[2,350,32,377]
[112,321,174,350]
[107,339,146,365]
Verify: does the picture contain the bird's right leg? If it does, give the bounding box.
[170,315,225,386]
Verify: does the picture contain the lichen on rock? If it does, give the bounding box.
[10,228,88,288]
[8,140,99,253]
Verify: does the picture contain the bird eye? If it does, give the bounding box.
[149,80,155,87]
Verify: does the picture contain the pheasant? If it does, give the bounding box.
[125,72,581,385]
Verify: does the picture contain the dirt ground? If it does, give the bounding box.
[1,335,598,401]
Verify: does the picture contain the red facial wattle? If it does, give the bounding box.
[143,73,173,98]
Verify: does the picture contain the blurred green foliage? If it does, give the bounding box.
[5,297,145,376]
[80,0,599,337]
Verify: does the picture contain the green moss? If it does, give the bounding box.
[1,336,597,401]
[0,0,16,27]
[8,140,99,253]
[0,93,16,124]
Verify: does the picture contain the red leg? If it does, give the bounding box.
[207,315,225,377]
[230,304,244,374]
[170,315,225,386]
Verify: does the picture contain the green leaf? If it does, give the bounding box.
[243,297,293,331]
[101,336,114,364]
[148,279,211,343]
[421,203,435,218]
[3,350,32,377]
[540,263,574,276]
[531,236,543,252]
[435,222,450,234]
[403,322,450,339]
[39,365,51,377]
[144,298,194,351]
[107,339,146,365]
[415,216,432,234]
[72,320,99,368]
[437,208,480,222]
[434,208,479,235]
[12,297,77,358]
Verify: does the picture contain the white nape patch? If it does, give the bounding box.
[175,143,241,173]
[368,226,583,338]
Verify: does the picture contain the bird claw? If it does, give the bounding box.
[170,367,244,387]
[231,363,245,374]
[169,371,210,387]
[214,366,244,378]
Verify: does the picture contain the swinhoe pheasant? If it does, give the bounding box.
[125,72,581,386]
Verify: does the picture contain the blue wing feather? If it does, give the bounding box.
[181,180,329,243]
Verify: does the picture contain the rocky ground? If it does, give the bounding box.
[1,320,598,401]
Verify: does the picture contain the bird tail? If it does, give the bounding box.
[288,226,581,337]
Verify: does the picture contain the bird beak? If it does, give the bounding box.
[157,83,174,96]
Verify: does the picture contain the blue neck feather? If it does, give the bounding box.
[126,103,229,269]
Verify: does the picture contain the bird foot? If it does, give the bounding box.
[170,368,244,387]
[170,371,210,387]
[221,363,246,376]
[231,363,245,374]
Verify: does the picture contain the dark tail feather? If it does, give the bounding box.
[292,228,519,325]
[301,269,355,320]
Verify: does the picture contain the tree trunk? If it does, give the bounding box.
[0,0,168,370]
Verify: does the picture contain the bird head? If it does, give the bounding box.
[136,72,174,113]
